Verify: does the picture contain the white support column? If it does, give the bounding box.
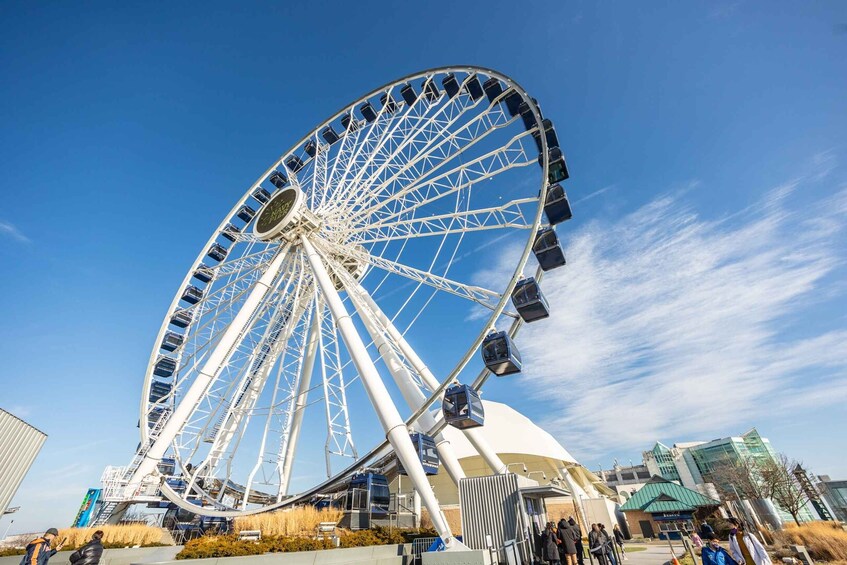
[301,236,465,551]
[279,297,321,495]
[125,245,292,498]
[355,287,508,475]
[347,285,466,485]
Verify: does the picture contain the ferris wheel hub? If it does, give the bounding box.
[253,186,319,241]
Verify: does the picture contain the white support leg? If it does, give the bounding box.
[355,287,508,475]
[125,245,292,498]
[301,236,465,551]
[278,297,321,495]
[347,285,466,485]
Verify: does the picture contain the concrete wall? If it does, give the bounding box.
[0,544,408,565]
[0,546,182,565]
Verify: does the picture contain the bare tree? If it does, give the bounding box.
[708,456,769,501]
[759,453,810,526]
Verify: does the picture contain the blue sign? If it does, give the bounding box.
[72,488,102,527]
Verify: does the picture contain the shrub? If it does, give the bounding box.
[174,527,436,559]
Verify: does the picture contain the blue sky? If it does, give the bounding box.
[1,1,846,534]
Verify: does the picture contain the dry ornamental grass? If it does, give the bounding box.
[57,524,165,548]
[233,507,343,537]
[772,521,847,562]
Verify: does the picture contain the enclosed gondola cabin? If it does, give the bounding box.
[322,125,339,144]
[531,119,560,152]
[423,78,439,102]
[160,331,184,352]
[192,265,213,284]
[359,101,377,123]
[443,384,485,429]
[400,83,418,106]
[532,227,566,271]
[207,243,227,263]
[543,183,573,225]
[465,74,484,100]
[170,309,192,328]
[221,223,240,242]
[236,205,256,223]
[181,285,204,305]
[345,472,390,516]
[539,147,569,184]
[511,277,550,323]
[304,140,317,158]
[441,73,460,98]
[481,331,522,376]
[398,433,440,475]
[154,356,177,377]
[285,155,304,173]
[268,171,288,189]
[379,93,397,114]
[252,187,271,204]
[149,380,173,403]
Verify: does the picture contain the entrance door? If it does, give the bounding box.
[639,520,654,538]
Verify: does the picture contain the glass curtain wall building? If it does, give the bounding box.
[643,429,817,523]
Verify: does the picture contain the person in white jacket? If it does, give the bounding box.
[727,517,772,565]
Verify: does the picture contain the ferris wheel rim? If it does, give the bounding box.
[136,65,553,512]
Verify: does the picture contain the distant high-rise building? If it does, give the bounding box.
[817,475,847,522]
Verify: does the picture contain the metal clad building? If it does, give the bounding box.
[0,408,47,513]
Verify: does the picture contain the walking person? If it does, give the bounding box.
[612,524,627,561]
[727,518,771,565]
[702,536,739,565]
[20,528,65,565]
[568,517,585,565]
[542,522,562,565]
[588,524,608,565]
[69,531,104,565]
[557,517,578,565]
[599,524,617,565]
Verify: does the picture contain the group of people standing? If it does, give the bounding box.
[695,518,772,565]
[540,516,626,565]
[20,529,104,565]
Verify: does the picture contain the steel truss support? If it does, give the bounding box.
[278,295,321,496]
[300,235,465,551]
[124,244,293,499]
[354,288,509,475]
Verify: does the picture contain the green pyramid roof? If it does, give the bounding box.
[620,476,719,513]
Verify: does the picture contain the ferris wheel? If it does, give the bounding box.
[120,66,572,549]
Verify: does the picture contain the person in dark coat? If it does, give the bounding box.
[69,531,104,565]
[20,528,64,565]
[568,517,585,565]
[542,522,562,564]
[588,524,608,565]
[613,524,627,561]
[557,518,578,565]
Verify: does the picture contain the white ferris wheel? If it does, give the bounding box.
[117,66,573,549]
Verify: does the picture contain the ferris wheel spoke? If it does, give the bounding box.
[337,87,510,217]
[314,237,501,310]
[315,294,358,477]
[347,133,534,230]
[347,197,538,243]
[328,77,476,214]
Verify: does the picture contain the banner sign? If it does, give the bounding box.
[72,488,102,528]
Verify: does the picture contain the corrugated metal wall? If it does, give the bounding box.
[459,473,530,562]
[0,409,47,513]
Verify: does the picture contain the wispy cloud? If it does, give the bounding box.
[0,220,31,243]
[480,170,847,457]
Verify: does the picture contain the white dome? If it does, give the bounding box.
[439,400,578,464]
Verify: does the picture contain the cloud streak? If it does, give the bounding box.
[0,220,31,243]
[485,175,847,458]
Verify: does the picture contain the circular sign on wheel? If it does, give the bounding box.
[254,187,304,241]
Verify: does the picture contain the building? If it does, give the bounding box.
[818,476,847,522]
[642,428,816,523]
[0,408,47,516]
[620,476,720,540]
[424,401,621,533]
[598,462,653,506]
